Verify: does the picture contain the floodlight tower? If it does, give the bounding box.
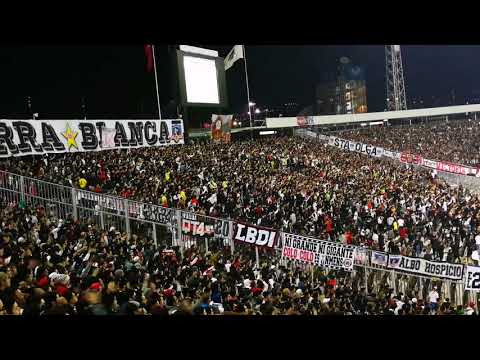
[385,45,407,111]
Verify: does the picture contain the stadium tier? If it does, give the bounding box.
[1,117,480,316]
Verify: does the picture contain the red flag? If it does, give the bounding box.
[144,45,154,72]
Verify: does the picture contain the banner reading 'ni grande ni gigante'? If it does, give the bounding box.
[0,119,185,157]
[281,233,356,270]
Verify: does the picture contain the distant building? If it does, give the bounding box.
[315,80,337,115]
[315,57,368,116]
[336,57,368,114]
[277,102,301,117]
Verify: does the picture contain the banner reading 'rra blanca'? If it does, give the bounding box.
[0,119,184,157]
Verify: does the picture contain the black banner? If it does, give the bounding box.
[233,222,278,249]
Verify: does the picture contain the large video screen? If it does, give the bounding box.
[183,56,219,104]
[176,50,228,108]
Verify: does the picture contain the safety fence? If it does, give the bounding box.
[436,171,480,194]
[0,169,478,307]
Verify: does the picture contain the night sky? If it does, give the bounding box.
[0,45,479,119]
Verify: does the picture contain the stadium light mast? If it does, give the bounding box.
[385,45,407,111]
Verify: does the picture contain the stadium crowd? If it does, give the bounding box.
[1,134,480,315]
[0,203,475,315]
[339,119,480,167]
[0,137,480,263]
[1,136,480,265]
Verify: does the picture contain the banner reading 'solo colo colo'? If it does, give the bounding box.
[0,119,184,157]
[281,233,356,271]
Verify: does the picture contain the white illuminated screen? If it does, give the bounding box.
[183,56,219,104]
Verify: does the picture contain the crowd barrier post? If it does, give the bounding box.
[443,280,450,303]
[99,208,105,229]
[176,210,183,251]
[455,282,463,306]
[205,238,209,254]
[19,175,25,203]
[123,199,130,236]
[468,290,476,308]
[419,278,424,300]
[152,223,158,248]
[230,236,235,255]
[397,275,404,295]
[391,270,397,294]
[445,280,452,301]
[255,247,260,268]
[71,187,78,221]
[364,268,368,290]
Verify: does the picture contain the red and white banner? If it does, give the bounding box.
[398,152,476,176]
[435,161,471,176]
[211,114,232,144]
[281,233,355,270]
[422,158,438,169]
[399,152,423,166]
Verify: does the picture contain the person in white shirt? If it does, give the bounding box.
[428,287,439,312]
[387,216,395,227]
[394,298,404,315]
[377,215,384,225]
[225,260,232,273]
[472,250,479,265]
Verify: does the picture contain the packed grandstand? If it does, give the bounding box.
[1,117,480,316]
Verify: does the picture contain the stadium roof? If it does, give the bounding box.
[266,104,480,128]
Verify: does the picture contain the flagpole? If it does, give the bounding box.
[242,45,253,131]
[152,45,162,120]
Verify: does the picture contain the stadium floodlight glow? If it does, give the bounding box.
[249,102,256,106]
[233,121,238,127]
[255,108,261,114]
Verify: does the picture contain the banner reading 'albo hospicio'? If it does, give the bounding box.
[0,119,184,157]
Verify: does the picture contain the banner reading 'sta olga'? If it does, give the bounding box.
[0,119,184,157]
